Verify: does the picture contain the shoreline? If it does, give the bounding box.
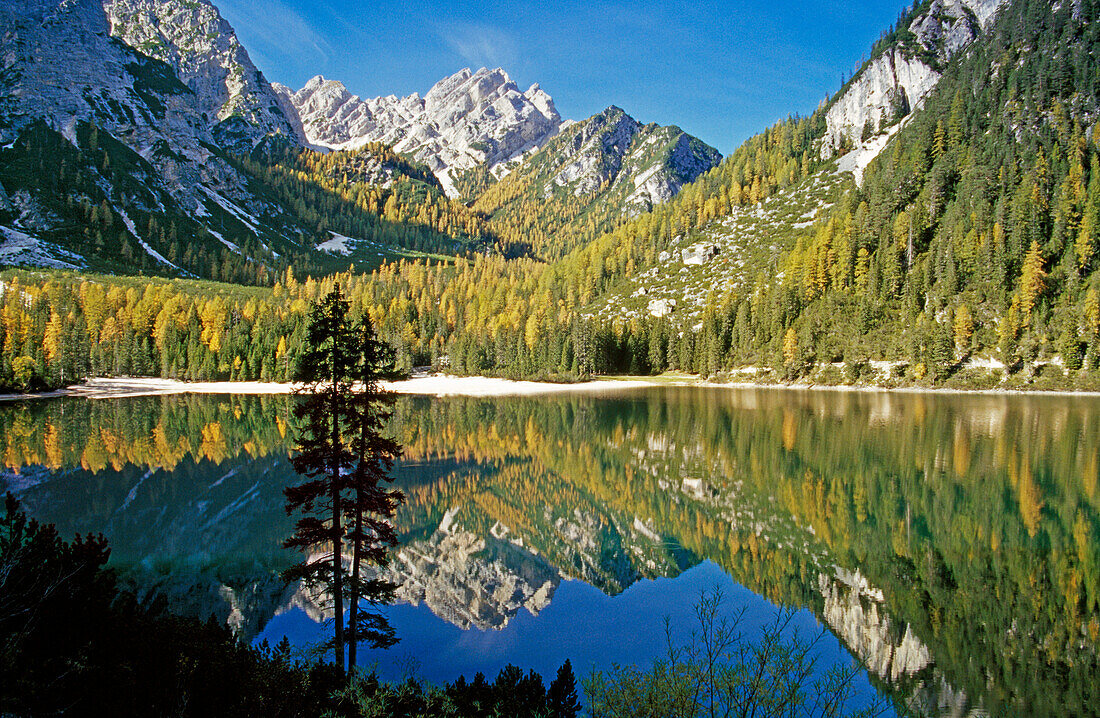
[0,374,656,401]
[1,373,1100,402]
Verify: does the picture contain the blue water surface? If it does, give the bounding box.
[257,560,886,713]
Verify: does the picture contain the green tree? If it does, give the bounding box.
[283,285,362,671]
[345,315,405,669]
[548,659,581,718]
[584,587,889,718]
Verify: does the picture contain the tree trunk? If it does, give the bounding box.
[330,379,344,670]
[348,483,362,670]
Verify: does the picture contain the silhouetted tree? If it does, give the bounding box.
[548,659,581,718]
[345,315,405,668]
[283,284,403,671]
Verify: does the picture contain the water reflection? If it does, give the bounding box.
[2,388,1098,716]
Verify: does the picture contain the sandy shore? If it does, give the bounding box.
[0,374,656,401]
[2,372,1099,402]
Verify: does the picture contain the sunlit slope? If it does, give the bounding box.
[585,166,851,329]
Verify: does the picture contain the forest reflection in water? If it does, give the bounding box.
[1,387,1098,716]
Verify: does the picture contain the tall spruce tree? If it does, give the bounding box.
[283,285,403,671]
[345,317,404,669]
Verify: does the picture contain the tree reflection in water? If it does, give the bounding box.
[2,387,1098,715]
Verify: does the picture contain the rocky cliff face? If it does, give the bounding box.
[818,568,932,682]
[0,0,201,157]
[817,569,985,717]
[103,0,300,151]
[378,515,558,631]
[0,0,224,227]
[285,513,558,631]
[542,106,721,211]
[0,0,327,274]
[277,68,563,196]
[823,0,1008,158]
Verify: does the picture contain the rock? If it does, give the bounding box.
[681,243,718,265]
[278,68,563,197]
[649,298,676,317]
[822,0,1008,157]
[817,570,932,681]
[0,0,240,208]
[623,130,722,210]
[552,107,640,195]
[375,527,559,630]
[545,107,721,208]
[103,0,300,150]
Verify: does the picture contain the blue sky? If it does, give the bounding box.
[218,0,912,155]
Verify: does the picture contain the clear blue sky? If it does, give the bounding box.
[218,0,912,155]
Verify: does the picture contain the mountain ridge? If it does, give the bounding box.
[103,0,301,151]
[277,67,564,197]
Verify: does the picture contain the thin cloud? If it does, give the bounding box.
[217,0,334,72]
[437,22,518,71]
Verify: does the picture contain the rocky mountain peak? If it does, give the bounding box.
[546,106,720,208]
[102,0,299,150]
[277,66,564,197]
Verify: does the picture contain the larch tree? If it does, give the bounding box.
[1019,240,1047,322]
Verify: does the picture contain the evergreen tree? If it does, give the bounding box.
[547,659,581,718]
[345,315,405,668]
[282,285,363,671]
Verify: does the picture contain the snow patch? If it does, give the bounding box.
[115,208,182,270]
[206,227,240,254]
[61,117,79,147]
[317,231,354,255]
[199,185,261,234]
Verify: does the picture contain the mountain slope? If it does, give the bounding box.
[103,0,301,151]
[277,68,563,197]
[470,106,723,259]
[0,0,287,280]
[0,0,485,281]
[581,0,1100,384]
[823,0,1007,161]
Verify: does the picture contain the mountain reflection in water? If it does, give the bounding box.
[2,388,1098,716]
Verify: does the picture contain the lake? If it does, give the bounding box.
[2,387,1098,716]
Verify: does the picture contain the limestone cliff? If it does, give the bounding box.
[823,0,1008,158]
[278,68,563,196]
[103,0,300,151]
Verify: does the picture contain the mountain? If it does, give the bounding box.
[7,0,1100,395]
[102,0,301,151]
[0,0,285,279]
[823,0,1005,163]
[0,0,481,282]
[0,0,710,279]
[568,0,1100,386]
[470,105,723,258]
[276,67,563,197]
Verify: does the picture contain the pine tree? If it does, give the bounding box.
[547,659,581,718]
[345,315,404,669]
[283,285,360,671]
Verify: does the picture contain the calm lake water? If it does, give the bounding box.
[2,387,1098,716]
